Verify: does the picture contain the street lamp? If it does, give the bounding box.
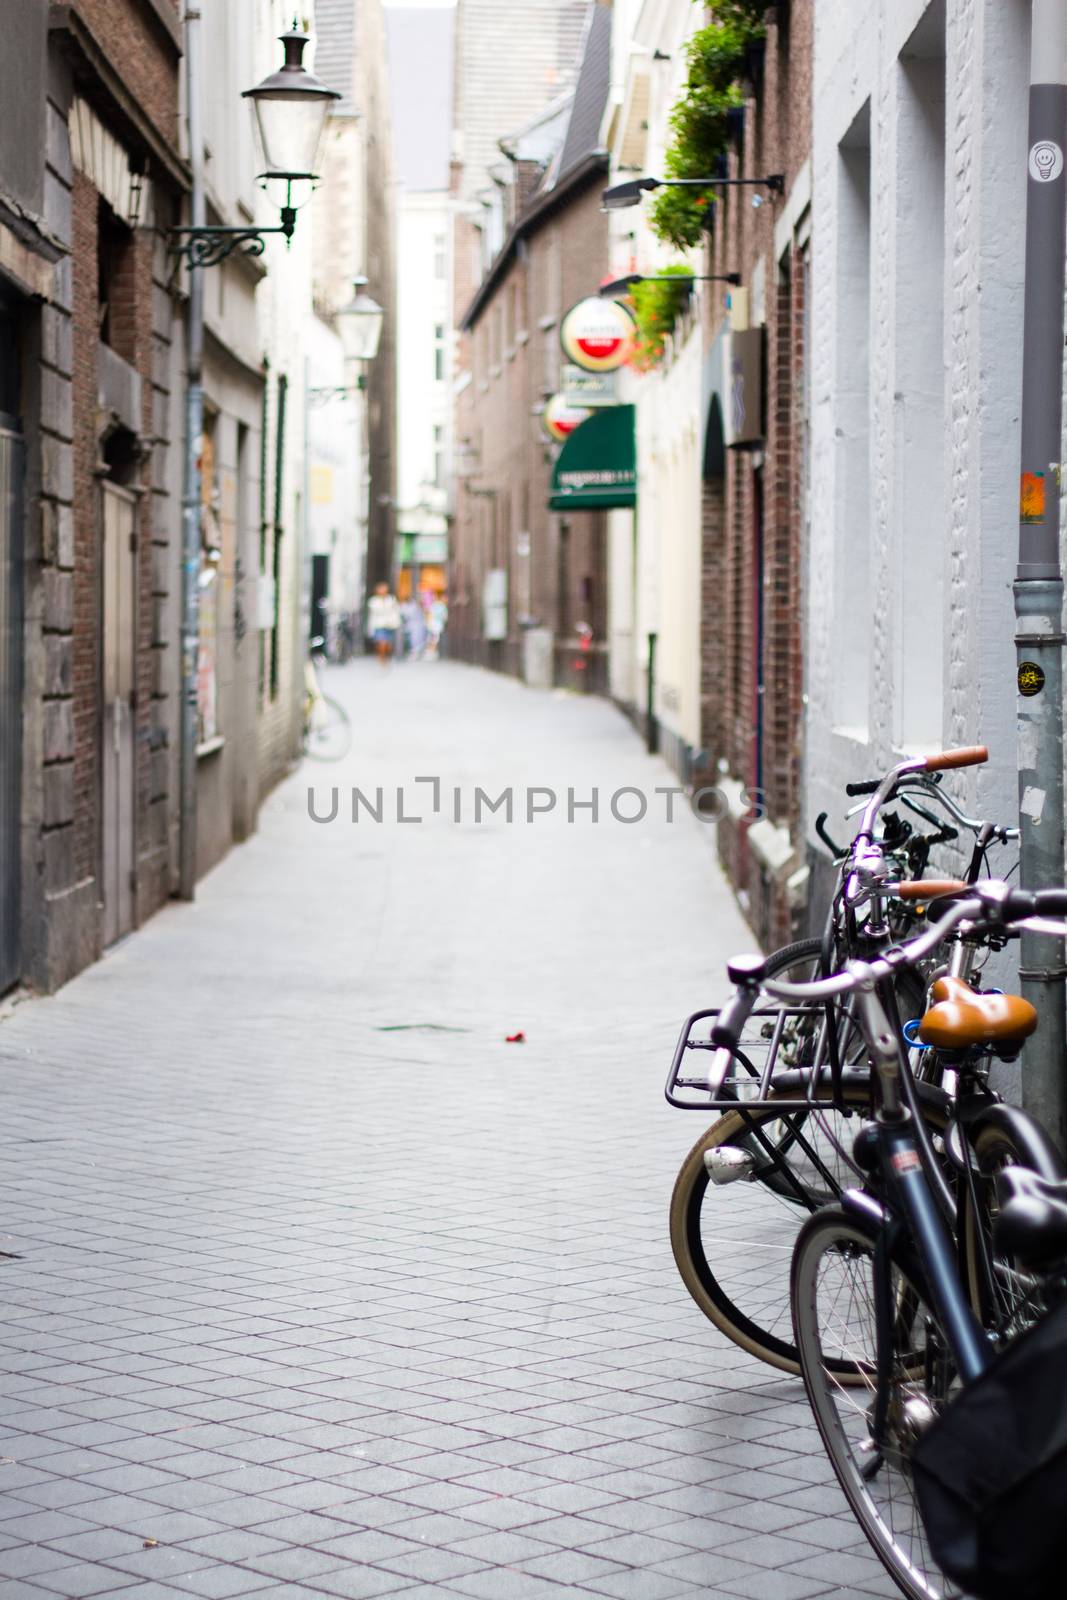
[244,28,338,178]
[599,271,741,295]
[602,173,784,210]
[176,17,340,903]
[335,278,385,363]
[171,27,340,267]
[307,280,385,402]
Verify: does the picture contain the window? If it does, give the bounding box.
[97,198,133,356]
[894,2,946,748]
[434,323,445,383]
[434,232,446,278]
[432,424,444,487]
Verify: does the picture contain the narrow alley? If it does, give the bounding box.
[0,664,893,1600]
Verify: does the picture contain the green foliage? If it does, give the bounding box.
[648,6,767,249]
[628,264,695,372]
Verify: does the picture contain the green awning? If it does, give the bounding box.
[548,404,636,511]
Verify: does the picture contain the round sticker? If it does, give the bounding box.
[560,297,636,373]
[1019,660,1046,697]
[1029,140,1064,183]
[541,394,592,442]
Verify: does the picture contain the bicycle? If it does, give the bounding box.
[668,747,1025,1372]
[302,636,352,762]
[714,883,1067,1599]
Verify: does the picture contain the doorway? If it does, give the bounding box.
[102,482,136,946]
[0,301,24,993]
[0,424,24,992]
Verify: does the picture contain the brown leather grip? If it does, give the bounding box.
[895,879,969,901]
[923,745,988,772]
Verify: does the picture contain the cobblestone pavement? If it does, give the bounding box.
[0,663,896,1600]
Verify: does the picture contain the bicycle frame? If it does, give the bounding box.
[848,977,992,1388]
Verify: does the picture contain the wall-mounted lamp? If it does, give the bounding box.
[170,28,339,268]
[598,271,741,296]
[601,173,784,211]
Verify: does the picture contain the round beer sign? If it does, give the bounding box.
[560,297,636,373]
[542,394,592,442]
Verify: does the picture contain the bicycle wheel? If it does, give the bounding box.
[963,1116,1061,1342]
[670,941,930,1373]
[303,694,351,761]
[791,1206,962,1600]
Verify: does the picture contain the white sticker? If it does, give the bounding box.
[1021,784,1047,824]
[1030,140,1064,182]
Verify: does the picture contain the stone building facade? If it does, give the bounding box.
[0,0,187,991]
[0,0,345,997]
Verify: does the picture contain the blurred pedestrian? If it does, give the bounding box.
[367,582,401,666]
[426,595,448,659]
[400,597,428,660]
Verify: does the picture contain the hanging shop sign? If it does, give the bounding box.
[560,297,636,373]
[542,393,592,442]
[561,364,619,408]
[548,405,636,511]
[702,324,765,478]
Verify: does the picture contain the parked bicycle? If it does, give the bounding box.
[716,883,1067,1600]
[302,636,352,761]
[668,747,1025,1372]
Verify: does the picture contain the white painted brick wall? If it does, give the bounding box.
[805,0,1030,866]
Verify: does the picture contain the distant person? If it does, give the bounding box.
[400,597,428,660]
[367,582,401,666]
[426,595,448,659]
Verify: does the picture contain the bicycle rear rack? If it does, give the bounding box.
[665,1002,866,1113]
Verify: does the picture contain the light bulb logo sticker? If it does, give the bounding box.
[1029,140,1063,183]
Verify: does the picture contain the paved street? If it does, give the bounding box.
[0,663,893,1600]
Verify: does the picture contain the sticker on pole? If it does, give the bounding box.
[1019,661,1046,698]
[1021,470,1046,523]
[1029,140,1063,182]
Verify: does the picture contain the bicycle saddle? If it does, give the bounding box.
[994,1165,1067,1266]
[917,975,1038,1051]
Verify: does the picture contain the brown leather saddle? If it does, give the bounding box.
[917,975,1038,1051]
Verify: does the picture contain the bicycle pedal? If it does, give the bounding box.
[704,1147,757,1185]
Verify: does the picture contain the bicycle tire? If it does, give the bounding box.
[791,1205,962,1600]
[962,1114,1063,1342]
[669,940,931,1374]
[303,694,352,762]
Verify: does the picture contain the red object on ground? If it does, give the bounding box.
[505,1031,526,1043]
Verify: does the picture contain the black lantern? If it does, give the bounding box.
[243,28,339,181]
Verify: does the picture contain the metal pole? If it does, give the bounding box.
[1016,0,1067,1149]
[178,5,205,900]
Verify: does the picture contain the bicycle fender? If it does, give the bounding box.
[968,1101,1066,1183]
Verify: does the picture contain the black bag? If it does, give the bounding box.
[912,1296,1067,1600]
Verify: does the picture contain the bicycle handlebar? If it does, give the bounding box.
[758,883,1067,1006]
[843,746,987,801]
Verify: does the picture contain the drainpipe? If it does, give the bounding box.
[178,5,205,899]
[1015,0,1067,1148]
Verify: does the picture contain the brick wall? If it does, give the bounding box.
[451,178,610,684]
[71,0,180,145]
[703,0,813,950]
